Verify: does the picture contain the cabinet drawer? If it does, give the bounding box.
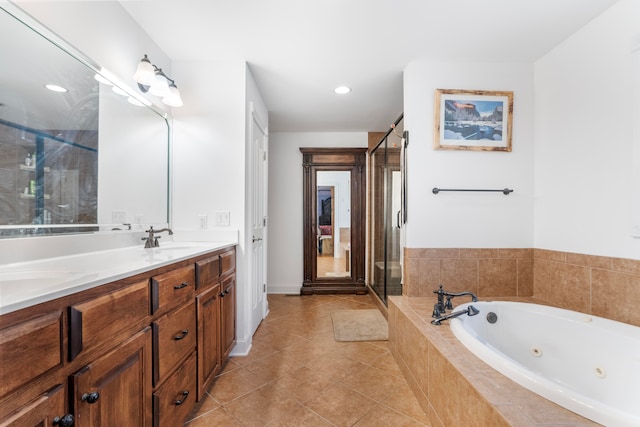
[153,351,196,427]
[153,301,196,386]
[69,280,149,361]
[151,265,195,314]
[220,249,235,277]
[195,255,220,290]
[0,311,63,399]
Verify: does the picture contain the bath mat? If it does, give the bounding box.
[331,309,388,342]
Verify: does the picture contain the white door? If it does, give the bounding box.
[249,105,268,336]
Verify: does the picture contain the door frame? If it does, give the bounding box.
[300,147,367,295]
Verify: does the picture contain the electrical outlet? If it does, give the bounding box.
[214,211,230,227]
[112,210,127,223]
[198,214,208,229]
[134,214,144,225]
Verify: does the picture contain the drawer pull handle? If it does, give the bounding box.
[53,414,75,426]
[174,329,189,340]
[174,282,189,290]
[174,390,189,406]
[81,391,100,404]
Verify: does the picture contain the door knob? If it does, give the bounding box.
[252,236,262,242]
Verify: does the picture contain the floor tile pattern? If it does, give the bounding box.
[185,294,429,426]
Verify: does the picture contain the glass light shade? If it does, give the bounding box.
[133,56,155,86]
[148,70,170,97]
[162,84,183,107]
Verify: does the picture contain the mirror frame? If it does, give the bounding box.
[300,147,367,295]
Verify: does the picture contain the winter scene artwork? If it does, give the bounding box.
[434,89,513,152]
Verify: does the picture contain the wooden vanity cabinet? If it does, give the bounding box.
[0,245,236,427]
[195,248,236,400]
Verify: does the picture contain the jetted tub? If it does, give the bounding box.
[449,301,640,427]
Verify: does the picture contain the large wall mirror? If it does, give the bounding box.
[0,4,169,238]
[300,148,367,295]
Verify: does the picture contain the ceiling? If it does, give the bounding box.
[120,0,618,133]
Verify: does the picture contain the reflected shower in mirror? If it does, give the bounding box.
[0,4,169,238]
[316,171,351,278]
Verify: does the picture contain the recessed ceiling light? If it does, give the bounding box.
[44,84,68,93]
[334,86,351,94]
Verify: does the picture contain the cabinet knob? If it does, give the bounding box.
[81,391,100,404]
[173,329,189,340]
[174,390,189,406]
[219,292,225,298]
[53,414,75,426]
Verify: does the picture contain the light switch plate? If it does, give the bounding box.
[112,210,127,223]
[214,211,230,227]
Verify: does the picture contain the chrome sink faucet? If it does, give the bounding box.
[142,226,173,248]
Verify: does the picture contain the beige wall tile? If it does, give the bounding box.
[592,269,640,326]
[612,257,640,275]
[441,258,478,294]
[565,252,612,269]
[517,258,534,297]
[479,258,517,297]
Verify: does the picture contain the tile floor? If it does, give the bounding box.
[185,294,429,426]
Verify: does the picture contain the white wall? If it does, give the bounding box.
[267,132,367,294]
[535,0,640,259]
[403,61,535,249]
[16,1,171,107]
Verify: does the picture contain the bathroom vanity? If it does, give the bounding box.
[0,242,236,426]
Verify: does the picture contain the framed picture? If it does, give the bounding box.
[434,89,513,152]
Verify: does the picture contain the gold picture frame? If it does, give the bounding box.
[434,89,513,152]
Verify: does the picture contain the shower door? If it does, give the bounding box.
[369,118,403,304]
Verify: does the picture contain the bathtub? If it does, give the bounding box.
[449,301,640,427]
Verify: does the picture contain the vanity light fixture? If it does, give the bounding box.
[44,84,68,93]
[134,54,183,107]
[334,86,351,94]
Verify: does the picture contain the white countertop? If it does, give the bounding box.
[0,241,235,315]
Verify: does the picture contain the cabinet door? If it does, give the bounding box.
[220,275,236,361]
[196,283,221,400]
[0,384,68,427]
[72,328,152,427]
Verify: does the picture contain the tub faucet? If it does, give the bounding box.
[142,226,174,248]
[431,305,480,325]
[432,285,478,318]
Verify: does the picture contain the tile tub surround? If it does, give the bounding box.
[403,248,534,299]
[389,295,600,427]
[403,247,640,328]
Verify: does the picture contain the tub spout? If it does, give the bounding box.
[431,305,480,325]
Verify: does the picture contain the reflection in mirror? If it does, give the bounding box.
[316,171,351,278]
[0,4,169,238]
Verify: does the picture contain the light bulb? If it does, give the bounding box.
[133,55,155,86]
[162,83,183,107]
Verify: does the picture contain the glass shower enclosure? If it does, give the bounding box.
[369,115,404,304]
